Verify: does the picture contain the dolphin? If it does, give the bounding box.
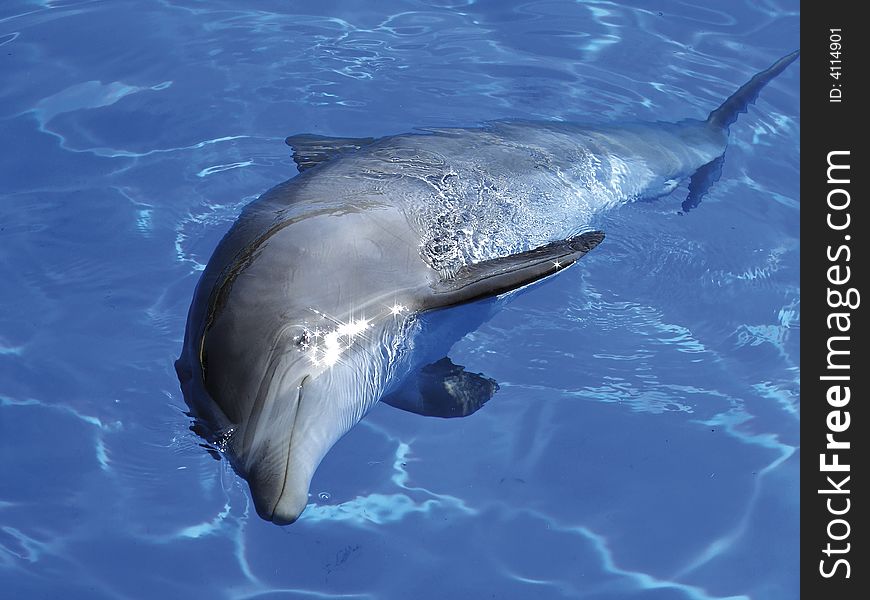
[176,50,799,524]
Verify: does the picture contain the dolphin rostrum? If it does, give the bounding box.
[176,51,799,524]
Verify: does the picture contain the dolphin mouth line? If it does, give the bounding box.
[269,374,310,523]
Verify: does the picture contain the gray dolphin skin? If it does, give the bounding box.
[176,51,799,524]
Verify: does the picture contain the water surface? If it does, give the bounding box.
[1,1,799,598]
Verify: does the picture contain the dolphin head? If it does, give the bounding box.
[178,205,424,523]
[189,298,400,524]
[236,363,340,525]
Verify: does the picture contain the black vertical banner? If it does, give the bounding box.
[802,4,866,598]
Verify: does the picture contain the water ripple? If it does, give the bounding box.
[1,0,799,597]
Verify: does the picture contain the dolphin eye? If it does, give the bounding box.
[295,330,312,350]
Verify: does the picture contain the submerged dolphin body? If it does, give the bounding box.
[176,51,799,524]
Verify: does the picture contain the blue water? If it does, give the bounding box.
[1,1,799,598]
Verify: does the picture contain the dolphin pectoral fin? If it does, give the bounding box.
[381,357,499,418]
[682,155,725,213]
[426,230,604,308]
[284,134,377,172]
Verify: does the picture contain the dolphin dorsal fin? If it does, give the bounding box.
[424,230,605,309]
[285,134,377,172]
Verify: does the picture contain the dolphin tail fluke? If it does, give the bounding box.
[707,50,799,130]
[681,155,725,213]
